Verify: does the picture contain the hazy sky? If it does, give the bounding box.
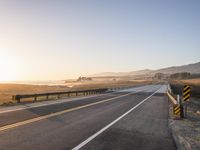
[0,0,200,81]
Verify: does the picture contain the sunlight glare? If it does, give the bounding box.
[0,50,19,82]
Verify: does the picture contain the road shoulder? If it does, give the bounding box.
[168,97,200,150]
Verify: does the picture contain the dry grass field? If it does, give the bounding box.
[0,80,153,105]
[0,84,70,105]
[179,78,200,86]
[170,78,200,98]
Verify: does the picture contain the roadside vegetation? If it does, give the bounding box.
[170,78,200,98]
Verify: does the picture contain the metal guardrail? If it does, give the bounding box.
[167,91,178,105]
[167,84,178,105]
[12,88,108,103]
[12,84,150,103]
[167,84,186,118]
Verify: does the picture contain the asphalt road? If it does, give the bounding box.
[0,84,176,150]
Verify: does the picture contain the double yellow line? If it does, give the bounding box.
[0,91,137,132]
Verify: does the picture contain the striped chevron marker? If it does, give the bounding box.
[173,104,180,115]
[183,85,191,102]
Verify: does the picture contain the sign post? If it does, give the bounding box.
[177,94,185,118]
[182,85,191,118]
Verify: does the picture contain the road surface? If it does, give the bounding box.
[0,84,176,150]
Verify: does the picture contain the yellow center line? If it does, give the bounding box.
[0,90,143,132]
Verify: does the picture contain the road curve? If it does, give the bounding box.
[0,84,176,150]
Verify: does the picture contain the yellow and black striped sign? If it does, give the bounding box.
[173,105,180,115]
[183,85,191,101]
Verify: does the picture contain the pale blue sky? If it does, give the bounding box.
[0,0,199,80]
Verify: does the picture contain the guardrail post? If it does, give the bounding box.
[180,104,184,118]
[177,95,180,104]
[34,96,37,101]
[184,104,187,118]
[177,94,185,118]
[15,95,21,103]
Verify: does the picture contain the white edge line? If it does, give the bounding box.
[72,86,161,150]
[0,85,152,114]
[0,94,106,114]
[0,92,124,114]
[0,90,145,132]
[0,86,156,132]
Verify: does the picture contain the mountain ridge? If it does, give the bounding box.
[88,62,200,77]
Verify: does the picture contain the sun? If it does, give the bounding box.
[0,51,19,82]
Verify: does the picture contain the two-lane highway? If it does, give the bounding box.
[0,84,176,150]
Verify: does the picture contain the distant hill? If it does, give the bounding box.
[90,72,127,77]
[129,69,153,75]
[152,62,200,74]
[90,69,152,77]
[89,62,200,77]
